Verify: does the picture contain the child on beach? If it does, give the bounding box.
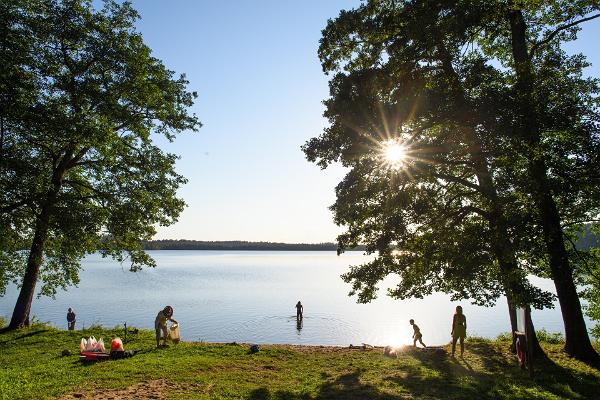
[155,306,178,347]
[410,319,426,348]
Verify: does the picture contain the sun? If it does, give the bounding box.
[381,140,408,169]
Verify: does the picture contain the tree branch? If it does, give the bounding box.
[432,172,483,194]
[1,198,33,214]
[530,13,600,57]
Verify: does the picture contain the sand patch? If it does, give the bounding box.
[60,379,203,400]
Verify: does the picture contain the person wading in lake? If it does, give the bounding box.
[409,319,426,348]
[451,305,467,357]
[67,308,76,330]
[155,306,178,347]
[295,301,303,320]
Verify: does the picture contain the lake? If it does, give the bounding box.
[0,250,584,346]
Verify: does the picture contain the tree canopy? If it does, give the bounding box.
[304,0,599,362]
[0,0,200,328]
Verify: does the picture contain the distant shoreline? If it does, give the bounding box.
[141,240,366,252]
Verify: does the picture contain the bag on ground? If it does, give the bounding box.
[110,338,124,352]
[169,323,181,344]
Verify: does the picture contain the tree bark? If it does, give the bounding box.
[8,201,52,328]
[8,157,67,329]
[508,8,598,364]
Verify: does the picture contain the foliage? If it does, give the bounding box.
[535,329,565,344]
[496,329,564,344]
[576,223,600,339]
[0,0,200,301]
[0,326,599,399]
[303,0,599,333]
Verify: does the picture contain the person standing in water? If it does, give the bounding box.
[155,305,178,347]
[410,319,426,348]
[295,301,303,320]
[67,308,76,330]
[451,305,467,357]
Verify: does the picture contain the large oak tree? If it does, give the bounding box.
[305,0,599,363]
[0,0,200,329]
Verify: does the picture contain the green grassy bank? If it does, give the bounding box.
[1,322,599,400]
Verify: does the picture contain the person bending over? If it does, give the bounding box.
[155,305,177,347]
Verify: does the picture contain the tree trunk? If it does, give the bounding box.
[506,294,518,352]
[8,202,52,329]
[528,315,546,360]
[433,37,550,360]
[508,8,599,364]
[7,157,67,330]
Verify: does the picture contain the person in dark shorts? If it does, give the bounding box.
[295,301,303,320]
[451,305,467,357]
[67,308,76,330]
[410,319,426,348]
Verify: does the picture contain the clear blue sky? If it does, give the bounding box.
[122,1,600,243]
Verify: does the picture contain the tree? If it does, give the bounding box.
[305,0,599,362]
[484,0,600,363]
[0,0,200,329]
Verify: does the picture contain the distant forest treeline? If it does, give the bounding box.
[141,240,366,251]
[142,227,599,251]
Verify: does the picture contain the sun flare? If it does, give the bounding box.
[381,140,408,169]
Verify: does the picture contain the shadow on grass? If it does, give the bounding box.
[248,369,403,400]
[0,327,50,346]
[247,345,600,400]
[241,369,396,400]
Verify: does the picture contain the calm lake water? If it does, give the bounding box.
[0,251,585,346]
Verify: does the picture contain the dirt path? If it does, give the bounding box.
[59,379,202,400]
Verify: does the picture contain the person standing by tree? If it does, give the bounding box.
[66,308,76,331]
[451,306,467,357]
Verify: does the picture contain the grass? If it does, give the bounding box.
[0,323,599,399]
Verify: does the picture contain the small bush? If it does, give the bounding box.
[496,332,513,341]
[536,329,564,344]
[591,324,600,340]
[0,316,6,328]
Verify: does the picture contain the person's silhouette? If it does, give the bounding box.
[451,305,467,357]
[410,319,426,348]
[295,301,303,320]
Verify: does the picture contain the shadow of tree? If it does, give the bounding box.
[248,369,406,400]
[246,346,600,400]
[0,327,50,346]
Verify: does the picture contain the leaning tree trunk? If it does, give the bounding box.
[508,8,599,364]
[8,202,51,329]
[433,36,549,360]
